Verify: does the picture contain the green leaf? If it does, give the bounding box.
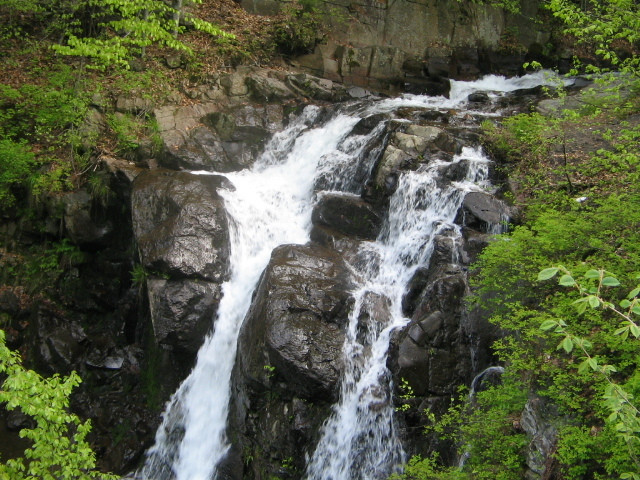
[588,295,600,308]
[632,305,640,315]
[576,301,588,314]
[620,299,632,308]
[584,269,601,279]
[630,323,640,338]
[559,274,576,286]
[560,336,574,353]
[627,287,640,299]
[601,276,621,286]
[540,320,558,331]
[538,267,559,280]
[587,358,598,370]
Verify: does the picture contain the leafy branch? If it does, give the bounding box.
[538,266,640,477]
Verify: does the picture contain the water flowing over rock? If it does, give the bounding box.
[128,71,567,480]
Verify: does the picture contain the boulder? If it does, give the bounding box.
[285,73,349,102]
[236,243,354,401]
[31,301,87,374]
[351,114,387,136]
[455,192,511,233]
[159,104,283,172]
[311,193,384,241]
[520,396,570,477]
[131,170,231,281]
[397,263,471,396]
[404,77,451,97]
[116,95,155,115]
[246,73,295,103]
[147,278,222,354]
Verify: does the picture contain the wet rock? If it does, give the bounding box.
[426,57,452,78]
[309,225,363,256]
[312,193,384,241]
[63,190,114,248]
[147,278,222,354]
[351,113,387,136]
[468,92,490,104]
[397,264,471,396]
[236,243,354,401]
[131,170,231,281]
[404,76,451,97]
[455,192,511,232]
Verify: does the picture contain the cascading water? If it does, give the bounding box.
[138,71,564,480]
[305,146,493,480]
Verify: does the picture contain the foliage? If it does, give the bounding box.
[395,381,528,480]
[455,0,521,14]
[0,329,115,480]
[0,139,36,208]
[3,240,85,294]
[0,64,93,200]
[50,0,233,69]
[131,264,148,287]
[271,0,324,56]
[547,0,640,76]
[538,267,640,477]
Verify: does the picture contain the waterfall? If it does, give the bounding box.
[304,147,492,480]
[138,72,562,480]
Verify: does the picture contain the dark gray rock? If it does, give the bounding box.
[31,302,87,374]
[147,278,222,354]
[404,76,451,97]
[312,193,384,241]
[236,243,354,401]
[63,190,114,248]
[131,170,231,281]
[521,395,571,477]
[468,92,490,104]
[455,192,511,232]
[351,113,387,136]
[397,264,470,396]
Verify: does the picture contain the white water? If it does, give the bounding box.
[138,72,557,480]
[304,147,492,480]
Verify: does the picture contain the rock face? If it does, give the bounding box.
[132,170,231,281]
[225,243,354,478]
[263,1,551,90]
[236,243,354,401]
[159,105,283,172]
[131,169,232,359]
[311,193,384,240]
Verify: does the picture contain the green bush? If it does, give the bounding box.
[0,329,115,480]
[0,139,36,208]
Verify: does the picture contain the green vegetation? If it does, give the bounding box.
[548,0,640,75]
[394,1,640,476]
[0,330,115,479]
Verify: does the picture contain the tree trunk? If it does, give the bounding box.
[172,0,183,38]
